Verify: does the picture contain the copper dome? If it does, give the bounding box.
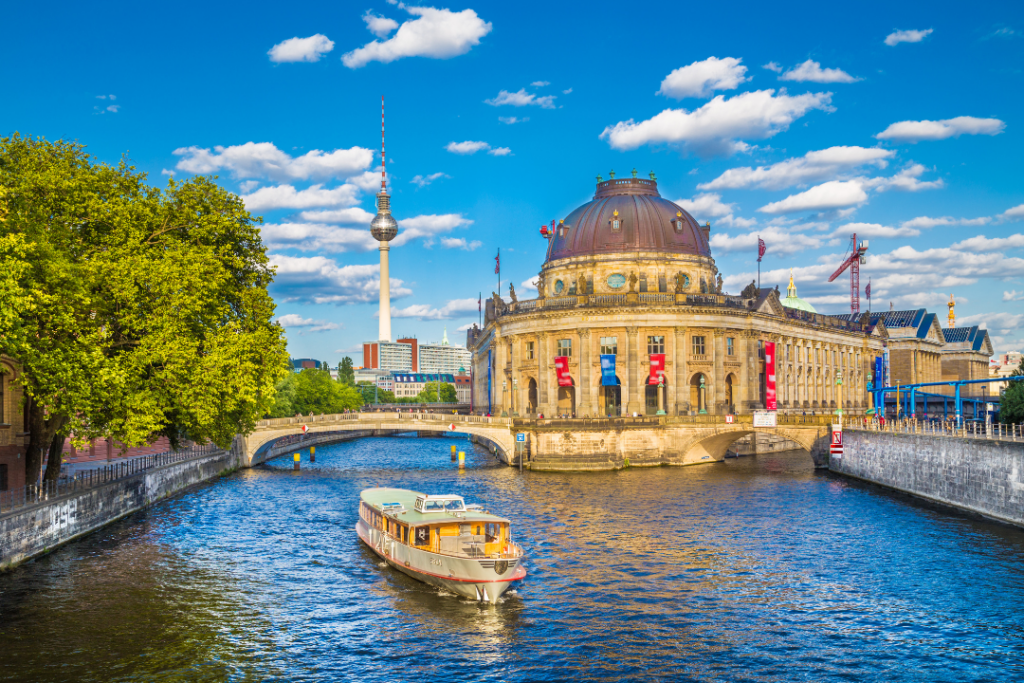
[545,177,711,262]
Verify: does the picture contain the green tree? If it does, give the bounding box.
[417,381,458,403]
[0,134,289,482]
[355,381,395,404]
[267,371,299,418]
[289,368,362,414]
[338,357,355,385]
[1000,360,1024,424]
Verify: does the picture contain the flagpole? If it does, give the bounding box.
[497,247,501,297]
[757,235,761,291]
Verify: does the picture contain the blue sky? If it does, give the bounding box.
[3,0,1023,364]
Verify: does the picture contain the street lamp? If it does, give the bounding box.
[698,375,707,415]
[656,373,666,416]
[835,369,843,428]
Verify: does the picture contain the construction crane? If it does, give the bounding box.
[828,234,869,315]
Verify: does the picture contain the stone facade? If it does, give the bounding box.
[834,429,1024,528]
[0,356,28,492]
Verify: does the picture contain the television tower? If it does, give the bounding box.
[370,96,398,341]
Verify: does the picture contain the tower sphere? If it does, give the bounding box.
[370,193,398,242]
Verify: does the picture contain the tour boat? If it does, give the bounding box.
[356,487,526,603]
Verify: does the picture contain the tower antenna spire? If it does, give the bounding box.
[381,96,386,193]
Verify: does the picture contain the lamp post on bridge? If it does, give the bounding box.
[835,370,843,429]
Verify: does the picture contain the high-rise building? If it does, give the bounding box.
[418,327,472,374]
[370,97,398,342]
[363,337,418,371]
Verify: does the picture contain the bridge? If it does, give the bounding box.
[236,412,832,472]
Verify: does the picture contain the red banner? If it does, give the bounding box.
[648,354,666,385]
[555,356,572,387]
[765,341,777,410]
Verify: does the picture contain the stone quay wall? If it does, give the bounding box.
[0,448,240,571]
[833,430,1024,527]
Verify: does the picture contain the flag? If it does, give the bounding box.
[865,282,871,299]
[494,249,500,275]
[600,354,617,386]
[478,293,482,311]
[554,356,572,387]
[648,354,666,385]
[757,237,766,261]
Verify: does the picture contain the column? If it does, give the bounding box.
[578,329,593,417]
[673,327,687,415]
[736,332,750,413]
[713,329,726,415]
[625,326,639,415]
[509,335,519,416]
[537,333,550,416]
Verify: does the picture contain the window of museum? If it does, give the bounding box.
[610,210,621,232]
[557,339,572,357]
[600,337,618,355]
[692,336,706,355]
[726,337,735,356]
[526,342,535,360]
[786,344,791,363]
[647,335,665,355]
[639,274,648,293]
[658,276,667,293]
[508,344,513,363]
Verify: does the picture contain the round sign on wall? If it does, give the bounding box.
[607,273,626,289]
[554,279,564,294]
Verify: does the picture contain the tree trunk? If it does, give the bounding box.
[43,430,67,482]
[25,397,67,486]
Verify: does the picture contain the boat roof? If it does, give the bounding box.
[360,487,509,524]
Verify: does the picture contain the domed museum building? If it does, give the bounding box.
[466,174,989,417]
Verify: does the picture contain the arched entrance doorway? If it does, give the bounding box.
[690,373,709,413]
[599,376,621,416]
[557,379,575,417]
[527,378,538,415]
[645,378,667,415]
[725,374,735,412]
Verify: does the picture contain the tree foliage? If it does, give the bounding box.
[1000,360,1024,425]
[338,357,355,386]
[268,369,363,417]
[0,134,289,482]
[417,381,458,403]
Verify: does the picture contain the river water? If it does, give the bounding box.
[2,436,1024,682]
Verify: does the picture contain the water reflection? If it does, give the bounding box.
[2,436,1024,682]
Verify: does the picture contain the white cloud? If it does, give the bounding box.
[439,237,482,250]
[161,169,175,176]
[531,80,550,87]
[269,255,412,305]
[872,164,944,191]
[488,147,512,156]
[389,298,479,320]
[834,222,920,239]
[716,214,758,229]
[710,225,823,255]
[485,88,556,108]
[106,105,120,113]
[1003,290,1024,302]
[363,12,399,37]
[600,89,833,155]
[758,180,868,214]
[674,193,735,220]
[239,180,259,193]
[699,146,893,190]
[562,88,572,94]
[347,169,386,192]
[457,323,475,332]
[296,207,375,224]
[951,234,1024,251]
[900,215,991,229]
[445,140,490,155]
[885,28,933,46]
[173,142,374,181]
[779,60,860,83]
[1002,204,1024,221]
[762,62,783,73]
[241,184,360,212]
[342,6,492,68]
[876,116,1006,142]
[521,276,539,292]
[262,223,377,253]
[499,116,528,124]
[392,213,473,247]
[277,313,341,332]
[958,312,1024,333]
[268,34,335,63]
[656,56,749,99]
[411,172,449,187]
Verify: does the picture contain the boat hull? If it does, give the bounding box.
[356,520,525,604]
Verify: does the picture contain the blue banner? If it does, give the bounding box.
[600,354,618,386]
[874,356,883,386]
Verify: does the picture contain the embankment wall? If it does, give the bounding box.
[1,448,238,571]
[833,430,1024,527]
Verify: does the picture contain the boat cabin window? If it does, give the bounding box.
[413,526,430,546]
[414,495,466,513]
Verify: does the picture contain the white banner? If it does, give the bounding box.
[753,410,777,427]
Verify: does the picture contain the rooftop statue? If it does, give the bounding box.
[509,282,518,304]
[628,272,638,292]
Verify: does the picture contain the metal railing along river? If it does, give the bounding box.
[0,443,219,516]
[851,418,1024,443]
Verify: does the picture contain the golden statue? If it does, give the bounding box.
[947,294,955,328]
